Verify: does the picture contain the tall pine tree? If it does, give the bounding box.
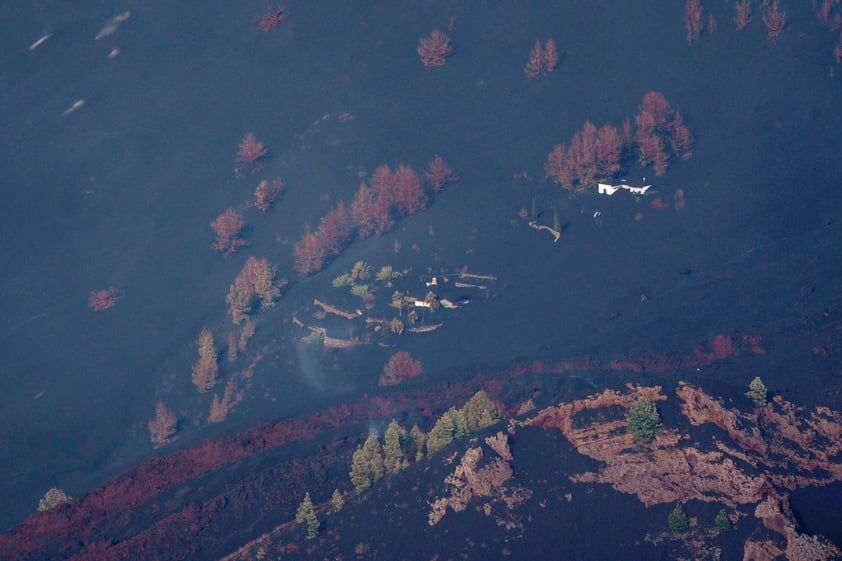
[409,424,426,461]
[295,492,319,540]
[349,434,386,493]
[383,420,408,473]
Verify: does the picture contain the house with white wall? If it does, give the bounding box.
[598,182,652,196]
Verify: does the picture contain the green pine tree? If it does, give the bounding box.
[409,424,426,461]
[350,434,386,493]
[461,390,502,432]
[383,420,408,473]
[350,447,371,493]
[746,376,768,408]
[668,503,690,534]
[448,406,469,439]
[426,411,456,456]
[295,492,319,540]
[331,488,344,512]
[627,398,662,444]
[362,434,385,482]
[714,509,731,533]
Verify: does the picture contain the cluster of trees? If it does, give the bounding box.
[293,202,351,276]
[348,391,502,493]
[524,39,559,77]
[293,157,457,276]
[545,91,693,191]
[417,30,452,67]
[667,504,732,535]
[427,390,502,455]
[226,256,286,324]
[688,0,787,40]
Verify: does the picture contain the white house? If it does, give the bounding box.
[598,182,652,196]
[598,183,620,195]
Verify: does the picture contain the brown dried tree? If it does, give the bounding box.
[392,164,426,216]
[545,143,574,190]
[543,39,560,72]
[351,182,378,238]
[235,133,267,173]
[211,208,247,255]
[293,226,326,276]
[524,39,544,77]
[685,0,703,44]
[380,351,423,386]
[735,0,752,30]
[652,136,670,176]
[148,400,177,445]
[192,327,219,392]
[316,201,351,256]
[238,317,255,353]
[763,0,787,40]
[255,179,285,211]
[596,123,622,178]
[425,155,458,193]
[226,332,238,363]
[227,256,284,323]
[417,30,451,67]
[670,111,694,156]
[370,166,396,235]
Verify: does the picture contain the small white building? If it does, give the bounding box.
[598,182,652,196]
